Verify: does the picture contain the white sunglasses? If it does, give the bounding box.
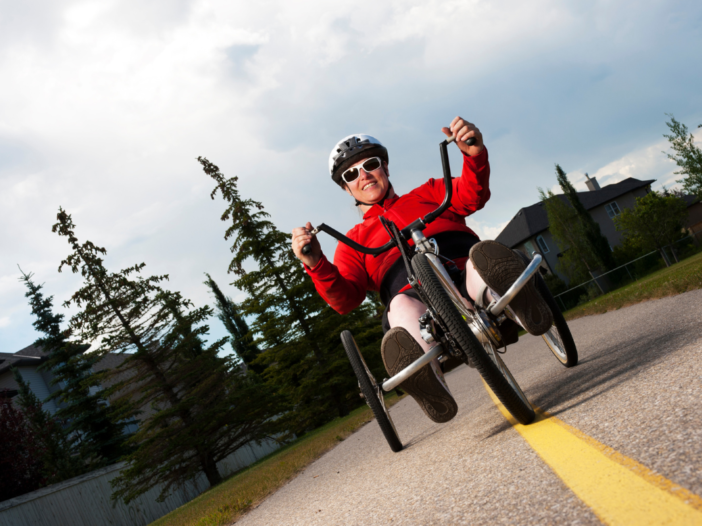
[341,157,383,184]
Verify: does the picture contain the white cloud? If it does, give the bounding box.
[589,139,676,190]
[550,132,702,196]
[1,0,701,352]
[468,219,509,241]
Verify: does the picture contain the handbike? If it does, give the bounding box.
[303,136,578,452]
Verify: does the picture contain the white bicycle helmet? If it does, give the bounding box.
[329,134,389,187]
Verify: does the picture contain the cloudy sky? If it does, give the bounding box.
[2,0,701,354]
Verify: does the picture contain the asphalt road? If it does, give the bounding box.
[236,290,702,525]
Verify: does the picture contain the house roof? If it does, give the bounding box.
[1,341,100,376]
[681,194,700,206]
[0,350,46,375]
[14,343,48,358]
[495,177,655,248]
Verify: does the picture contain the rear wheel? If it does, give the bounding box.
[412,254,535,425]
[341,330,403,452]
[535,274,578,367]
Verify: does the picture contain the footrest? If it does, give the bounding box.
[381,344,444,392]
[487,254,542,316]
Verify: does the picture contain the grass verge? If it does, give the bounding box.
[562,250,702,321]
[150,393,404,526]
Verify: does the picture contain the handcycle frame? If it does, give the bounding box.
[307,136,543,397]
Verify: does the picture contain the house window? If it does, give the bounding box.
[536,235,550,254]
[605,201,621,218]
[523,240,536,256]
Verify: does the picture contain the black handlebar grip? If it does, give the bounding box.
[301,244,312,255]
[447,135,477,147]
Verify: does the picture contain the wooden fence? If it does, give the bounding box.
[0,439,279,526]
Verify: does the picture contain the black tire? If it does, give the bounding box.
[535,274,579,367]
[341,330,403,452]
[412,254,535,425]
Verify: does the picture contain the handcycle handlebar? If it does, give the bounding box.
[301,135,476,256]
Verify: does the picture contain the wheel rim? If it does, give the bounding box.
[485,343,531,408]
[470,317,532,409]
[355,341,399,437]
[542,325,568,363]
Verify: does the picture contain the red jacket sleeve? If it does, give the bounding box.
[422,147,491,216]
[453,147,491,214]
[304,242,368,315]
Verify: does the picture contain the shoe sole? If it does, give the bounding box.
[382,328,458,423]
[469,241,553,335]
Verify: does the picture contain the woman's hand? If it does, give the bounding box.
[441,116,484,156]
[291,222,322,268]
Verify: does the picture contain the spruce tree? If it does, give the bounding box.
[200,157,349,424]
[19,270,128,468]
[200,158,386,432]
[555,164,616,271]
[11,369,81,484]
[204,273,263,373]
[53,208,282,503]
[539,189,599,285]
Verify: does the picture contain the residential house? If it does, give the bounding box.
[0,344,60,413]
[495,176,701,284]
[0,344,136,428]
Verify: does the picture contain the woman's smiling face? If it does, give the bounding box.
[344,158,390,205]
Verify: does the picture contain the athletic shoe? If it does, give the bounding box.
[381,327,458,423]
[469,240,553,336]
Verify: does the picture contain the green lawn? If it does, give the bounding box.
[562,250,702,321]
[150,393,403,526]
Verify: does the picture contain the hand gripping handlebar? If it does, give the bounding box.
[300,135,476,256]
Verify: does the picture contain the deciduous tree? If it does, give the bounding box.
[664,114,702,198]
[11,369,81,484]
[614,191,688,266]
[0,390,45,502]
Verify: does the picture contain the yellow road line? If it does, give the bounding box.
[484,385,702,525]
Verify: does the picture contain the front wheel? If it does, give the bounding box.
[412,254,535,425]
[341,330,403,452]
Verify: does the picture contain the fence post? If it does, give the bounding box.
[589,271,606,294]
[557,296,566,312]
[659,248,671,267]
[625,264,634,282]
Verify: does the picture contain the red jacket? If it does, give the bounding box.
[305,148,490,314]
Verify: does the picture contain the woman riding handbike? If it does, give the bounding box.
[291,117,576,449]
